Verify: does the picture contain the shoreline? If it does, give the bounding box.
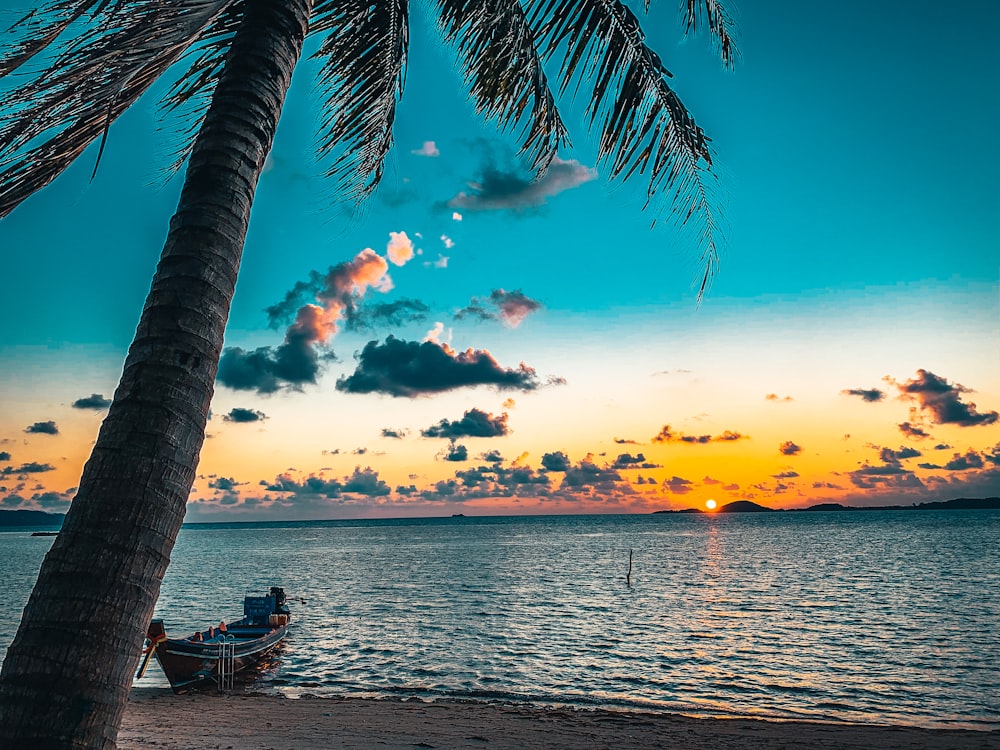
[119,689,1000,750]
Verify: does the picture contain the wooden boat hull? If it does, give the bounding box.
[140,587,292,692]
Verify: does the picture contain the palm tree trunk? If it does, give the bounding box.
[0,1,312,747]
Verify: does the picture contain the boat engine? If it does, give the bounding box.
[270,586,290,616]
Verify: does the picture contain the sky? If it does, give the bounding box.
[0,0,997,521]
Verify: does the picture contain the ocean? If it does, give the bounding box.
[2,510,998,729]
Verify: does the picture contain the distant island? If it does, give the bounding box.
[654,497,1000,514]
[0,509,65,527]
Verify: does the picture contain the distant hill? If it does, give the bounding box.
[0,509,64,527]
[654,497,1000,515]
[718,500,774,513]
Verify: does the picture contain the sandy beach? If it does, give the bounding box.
[118,689,999,749]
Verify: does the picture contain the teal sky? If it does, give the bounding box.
[1,0,997,519]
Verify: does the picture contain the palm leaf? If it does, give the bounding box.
[528,0,725,297]
[155,3,245,179]
[431,0,569,172]
[0,0,235,219]
[310,0,409,204]
[0,0,103,77]
[682,0,740,70]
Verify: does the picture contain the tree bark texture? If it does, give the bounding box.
[0,1,312,747]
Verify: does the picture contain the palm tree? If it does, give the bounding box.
[0,0,737,746]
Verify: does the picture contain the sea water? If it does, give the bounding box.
[2,510,998,729]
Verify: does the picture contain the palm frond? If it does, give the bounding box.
[155,4,244,180]
[310,0,408,204]
[528,0,725,298]
[0,0,236,219]
[682,0,740,70]
[431,0,569,172]
[0,0,101,77]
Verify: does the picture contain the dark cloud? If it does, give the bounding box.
[446,154,595,213]
[421,408,510,439]
[25,421,58,435]
[455,289,542,328]
[540,451,571,472]
[772,471,799,479]
[381,428,408,439]
[72,393,111,410]
[1,462,55,476]
[943,450,985,471]
[662,476,694,494]
[342,467,392,496]
[345,299,430,332]
[223,407,268,423]
[217,336,323,394]
[849,461,925,490]
[610,453,659,470]
[841,388,885,403]
[613,438,638,445]
[480,450,504,463]
[336,336,548,398]
[898,421,932,440]
[896,369,998,426]
[208,476,244,491]
[779,441,801,456]
[652,425,747,444]
[222,248,407,395]
[879,446,921,462]
[263,473,343,497]
[262,466,390,499]
[561,457,624,489]
[443,443,469,462]
[0,451,10,462]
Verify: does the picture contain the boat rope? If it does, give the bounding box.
[136,633,168,680]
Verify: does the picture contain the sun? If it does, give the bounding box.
[705,499,717,510]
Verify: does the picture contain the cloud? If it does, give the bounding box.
[841,388,885,403]
[72,393,111,410]
[652,425,747,444]
[779,441,802,456]
[894,369,998,426]
[560,456,624,489]
[386,231,415,266]
[342,467,392,496]
[25,421,58,435]
[879,446,921,462]
[381,428,408,439]
[898,421,932,440]
[345,299,430,332]
[221,243,413,394]
[1,462,56,476]
[411,140,440,157]
[208,476,244,491]
[443,443,469,462]
[421,408,510,439]
[455,289,542,328]
[943,450,985,471]
[610,453,660,469]
[336,336,551,397]
[222,407,267,423]
[540,451,571,472]
[0,451,10,462]
[263,466,391,498]
[447,155,595,213]
[662,476,694,494]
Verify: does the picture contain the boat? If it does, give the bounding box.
[137,586,292,692]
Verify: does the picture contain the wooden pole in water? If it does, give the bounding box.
[626,549,633,587]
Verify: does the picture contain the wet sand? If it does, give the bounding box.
[119,689,999,749]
